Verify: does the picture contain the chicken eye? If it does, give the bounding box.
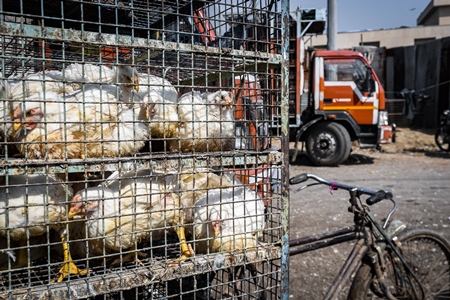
[26,110,33,117]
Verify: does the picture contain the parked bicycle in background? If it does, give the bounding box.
[435,109,450,152]
[289,173,450,299]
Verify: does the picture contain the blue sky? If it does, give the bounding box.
[289,0,430,32]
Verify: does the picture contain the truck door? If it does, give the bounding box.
[319,57,379,125]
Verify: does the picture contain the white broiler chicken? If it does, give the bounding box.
[3,72,75,101]
[44,64,137,103]
[170,90,235,152]
[174,169,234,258]
[0,174,87,282]
[68,170,183,264]
[2,64,115,103]
[9,88,149,159]
[0,72,78,141]
[193,180,266,254]
[45,63,117,86]
[1,65,145,153]
[115,66,178,104]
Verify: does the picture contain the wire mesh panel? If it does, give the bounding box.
[0,0,289,299]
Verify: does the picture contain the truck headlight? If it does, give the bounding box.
[379,111,389,126]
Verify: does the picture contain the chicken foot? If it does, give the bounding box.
[54,230,88,283]
[167,225,195,266]
[175,226,195,259]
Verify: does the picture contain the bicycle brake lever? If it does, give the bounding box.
[293,182,322,193]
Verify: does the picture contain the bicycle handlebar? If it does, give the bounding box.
[290,173,393,206]
[366,190,393,205]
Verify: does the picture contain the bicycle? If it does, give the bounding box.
[289,173,450,299]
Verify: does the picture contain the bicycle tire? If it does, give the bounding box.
[348,227,450,299]
[435,127,450,152]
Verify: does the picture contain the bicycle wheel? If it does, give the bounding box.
[435,127,450,152]
[348,228,450,299]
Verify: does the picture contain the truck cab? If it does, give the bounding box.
[309,50,391,146]
[292,50,395,166]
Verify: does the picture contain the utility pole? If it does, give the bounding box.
[327,0,337,50]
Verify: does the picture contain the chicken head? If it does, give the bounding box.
[205,90,234,110]
[12,104,43,132]
[117,66,140,98]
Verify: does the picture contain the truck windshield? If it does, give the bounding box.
[324,58,368,91]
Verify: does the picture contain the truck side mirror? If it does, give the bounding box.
[363,67,375,94]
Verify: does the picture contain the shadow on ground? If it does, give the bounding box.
[424,150,450,159]
[343,153,376,165]
[288,149,376,166]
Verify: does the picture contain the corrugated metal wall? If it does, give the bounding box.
[0,1,290,299]
[385,36,450,128]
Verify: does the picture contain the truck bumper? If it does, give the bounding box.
[379,123,396,144]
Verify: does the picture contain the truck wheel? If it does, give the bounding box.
[305,122,351,166]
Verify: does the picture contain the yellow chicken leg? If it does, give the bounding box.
[175,226,195,259]
[54,232,88,283]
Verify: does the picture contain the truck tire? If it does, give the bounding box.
[305,122,351,166]
[336,125,352,164]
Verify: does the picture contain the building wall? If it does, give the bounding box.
[306,25,450,49]
[422,9,441,25]
[417,0,450,25]
[385,37,450,128]
[439,6,450,25]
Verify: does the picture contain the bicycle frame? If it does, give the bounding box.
[290,225,369,298]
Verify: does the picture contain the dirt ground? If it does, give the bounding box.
[287,127,450,299]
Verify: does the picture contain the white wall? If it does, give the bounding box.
[305,24,450,49]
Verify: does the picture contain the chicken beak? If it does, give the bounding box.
[223,99,233,110]
[13,122,23,132]
[68,209,79,219]
[221,93,234,109]
[68,194,83,219]
[134,75,139,92]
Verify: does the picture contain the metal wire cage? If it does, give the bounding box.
[0,0,289,299]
